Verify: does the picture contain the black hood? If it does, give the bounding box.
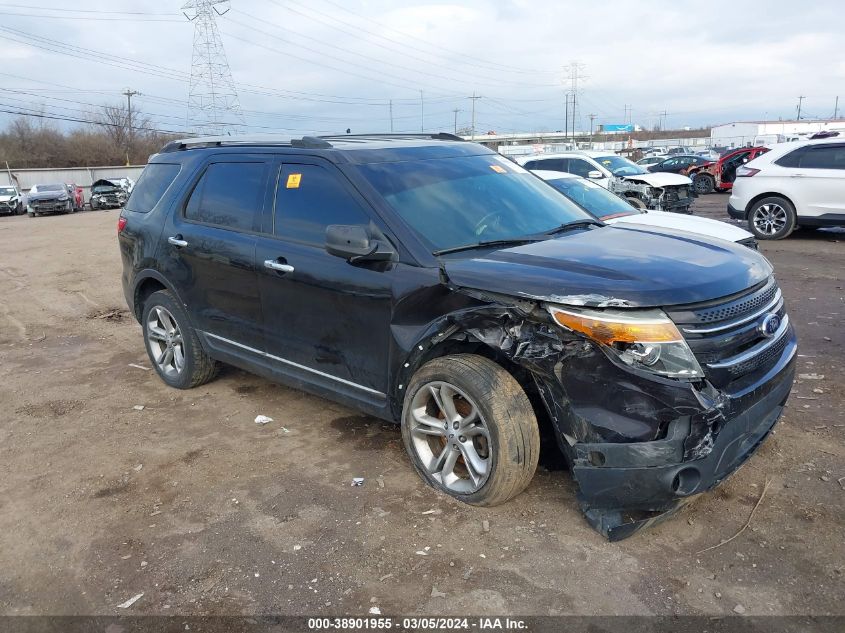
[442,224,772,308]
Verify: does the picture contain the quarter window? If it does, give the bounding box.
[524,158,567,172]
[185,162,266,231]
[126,163,181,214]
[800,145,845,169]
[273,164,371,245]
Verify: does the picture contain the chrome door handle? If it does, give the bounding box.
[264,259,295,273]
[168,236,188,247]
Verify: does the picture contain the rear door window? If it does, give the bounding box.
[525,158,567,172]
[272,164,372,245]
[185,161,267,231]
[126,163,181,213]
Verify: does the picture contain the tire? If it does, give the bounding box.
[693,173,715,195]
[401,354,540,507]
[625,196,648,210]
[90,199,98,211]
[27,211,34,218]
[747,196,796,240]
[141,290,218,389]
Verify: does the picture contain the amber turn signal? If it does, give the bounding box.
[549,307,683,345]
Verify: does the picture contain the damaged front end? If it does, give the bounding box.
[400,279,796,540]
[610,177,695,214]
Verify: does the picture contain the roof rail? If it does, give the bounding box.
[291,136,333,149]
[317,132,465,142]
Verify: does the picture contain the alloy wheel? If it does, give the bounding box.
[408,381,491,493]
[146,306,185,378]
[752,203,787,235]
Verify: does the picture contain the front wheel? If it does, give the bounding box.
[748,196,796,240]
[693,173,715,195]
[401,354,540,506]
[625,196,648,210]
[142,290,218,389]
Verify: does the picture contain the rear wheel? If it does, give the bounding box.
[401,354,540,506]
[142,290,218,389]
[748,196,796,240]
[693,173,715,195]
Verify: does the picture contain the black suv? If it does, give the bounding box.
[119,134,796,540]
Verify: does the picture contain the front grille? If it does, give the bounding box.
[665,277,790,389]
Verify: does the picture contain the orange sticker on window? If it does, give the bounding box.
[286,173,302,188]
[489,164,507,173]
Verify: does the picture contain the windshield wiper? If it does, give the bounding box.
[434,237,543,256]
[543,219,603,236]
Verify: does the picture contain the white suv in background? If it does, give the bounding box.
[729,137,845,239]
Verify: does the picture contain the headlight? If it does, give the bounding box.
[548,306,704,379]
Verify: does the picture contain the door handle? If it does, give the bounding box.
[264,259,295,273]
[168,236,188,247]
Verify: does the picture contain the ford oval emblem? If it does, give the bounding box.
[758,313,781,338]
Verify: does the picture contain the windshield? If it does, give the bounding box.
[594,155,647,176]
[32,184,64,193]
[0,187,15,196]
[544,177,640,220]
[357,154,593,253]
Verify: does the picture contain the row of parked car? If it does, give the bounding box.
[0,178,135,217]
[522,134,845,240]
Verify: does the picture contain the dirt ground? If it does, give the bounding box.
[0,196,842,618]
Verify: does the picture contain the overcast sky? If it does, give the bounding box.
[1,0,843,136]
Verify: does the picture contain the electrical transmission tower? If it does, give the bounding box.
[182,0,244,136]
[563,61,587,139]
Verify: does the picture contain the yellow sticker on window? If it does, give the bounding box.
[490,164,507,173]
[286,173,302,188]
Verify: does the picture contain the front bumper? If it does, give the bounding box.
[30,200,68,214]
[571,333,797,540]
[728,201,745,219]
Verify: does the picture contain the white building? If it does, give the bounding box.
[711,119,845,148]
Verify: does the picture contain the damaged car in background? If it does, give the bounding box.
[0,185,23,215]
[90,179,129,210]
[119,135,796,540]
[27,183,76,216]
[517,151,696,213]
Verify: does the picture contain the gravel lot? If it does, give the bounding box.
[0,195,842,617]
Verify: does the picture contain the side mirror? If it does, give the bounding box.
[587,170,604,180]
[325,224,395,263]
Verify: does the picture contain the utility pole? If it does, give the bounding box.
[834,96,839,120]
[420,90,424,133]
[468,93,482,140]
[797,95,805,120]
[389,100,393,133]
[453,108,459,134]
[588,113,597,137]
[564,94,569,141]
[122,88,140,165]
[660,109,668,131]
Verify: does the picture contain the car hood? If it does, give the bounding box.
[29,191,66,201]
[622,172,692,187]
[0,194,17,202]
[441,225,771,308]
[606,210,753,243]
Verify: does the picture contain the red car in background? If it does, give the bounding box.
[688,146,770,194]
[66,183,84,211]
